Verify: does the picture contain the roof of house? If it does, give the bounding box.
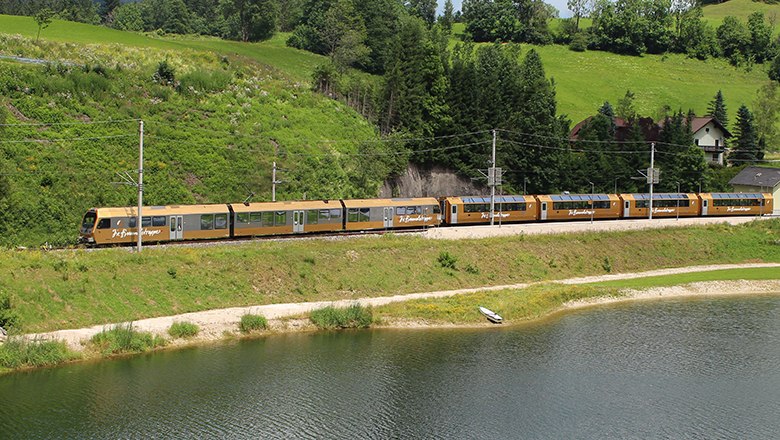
[569,116,660,143]
[729,166,780,188]
[657,116,732,138]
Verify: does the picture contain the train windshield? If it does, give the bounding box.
[81,212,97,234]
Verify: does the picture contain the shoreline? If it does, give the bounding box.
[18,263,780,352]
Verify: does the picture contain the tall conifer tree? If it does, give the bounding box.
[729,105,764,165]
[707,90,728,128]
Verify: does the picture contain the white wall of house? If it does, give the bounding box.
[732,184,780,215]
[693,121,727,165]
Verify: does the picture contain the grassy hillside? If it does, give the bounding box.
[0,29,384,246]
[2,220,778,333]
[703,0,780,34]
[448,23,764,124]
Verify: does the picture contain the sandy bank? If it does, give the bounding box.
[21,262,779,351]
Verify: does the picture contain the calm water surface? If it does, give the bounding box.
[2,295,780,439]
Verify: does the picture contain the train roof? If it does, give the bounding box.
[342,198,439,208]
[94,204,229,217]
[621,193,697,200]
[231,200,341,212]
[443,195,535,203]
[700,192,768,199]
[536,194,619,202]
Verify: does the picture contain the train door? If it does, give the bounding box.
[169,216,183,240]
[702,199,709,216]
[540,202,547,220]
[450,204,458,224]
[623,200,630,218]
[383,207,394,228]
[293,210,305,233]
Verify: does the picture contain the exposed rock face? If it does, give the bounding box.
[380,163,487,198]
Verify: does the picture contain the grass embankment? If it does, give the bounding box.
[372,267,780,325]
[2,220,778,334]
[703,0,780,36]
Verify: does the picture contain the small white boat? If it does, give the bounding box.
[479,306,503,324]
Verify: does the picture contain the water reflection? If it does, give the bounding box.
[1,294,779,438]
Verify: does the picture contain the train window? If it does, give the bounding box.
[262,212,274,227]
[593,201,610,209]
[237,213,250,224]
[215,214,228,229]
[433,205,441,214]
[97,218,111,229]
[129,217,137,228]
[359,208,370,222]
[541,203,547,211]
[200,215,214,230]
[625,201,629,209]
[329,209,341,219]
[452,205,457,214]
[274,211,287,226]
[307,210,319,225]
[142,217,152,227]
[152,216,166,227]
[396,206,408,215]
[319,209,330,222]
[348,208,359,222]
[249,212,261,224]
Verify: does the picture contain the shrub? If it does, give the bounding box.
[90,323,166,356]
[0,338,78,369]
[153,60,176,86]
[569,32,588,52]
[178,69,231,95]
[168,322,199,339]
[239,314,268,333]
[0,293,19,330]
[437,251,457,270]
[309,304,373,329]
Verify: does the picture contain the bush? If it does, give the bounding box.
[168,321,199,339]
[153,60,176,86]
[239,314,268,333]
[0,293,19,330]
[0,338,78,369]
[569,32,588,52]
[90,323,166,356]
[309,304,373,329]
[437,251,458,270]
[178,69,231,95]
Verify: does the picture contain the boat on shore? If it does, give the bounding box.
[479,306,503,324]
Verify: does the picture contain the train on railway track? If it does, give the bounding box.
[79,192,774,246]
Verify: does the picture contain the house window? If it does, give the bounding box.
[715,139,719,147]
[695,139,699,146]
[706,127,710,133]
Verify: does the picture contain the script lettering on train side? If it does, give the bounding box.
[726,206,751,212]
[652,208,675,213]
[480,212,511,219]
[568,209,594,216]
[111,229,163,239]
[398,215,433,223]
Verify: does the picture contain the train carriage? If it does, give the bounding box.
[620,193,699,218]
[79,204,231,245]
[231,200,343,237]
[536,194,621,221]
[441,195,537,225]
[698,193,773,216]
[342,198,441,231]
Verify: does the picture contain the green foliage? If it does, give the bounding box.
[0,338,78,370]
[34,8,55,43]
[437,251,458,270]
[707,90,728,128]
[153,59,176,85]
[0,293,20,330]
[89,323,166,355]
[238,314,268,333]
[729,104,764,164]
[168,321,199,338]
[309,304,373,329]
[569,31,588,51]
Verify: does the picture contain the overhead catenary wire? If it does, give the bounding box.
[0,118,141,127]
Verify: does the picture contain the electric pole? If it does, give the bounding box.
[137,120,144,252]
[272,161,277,202]
[649,142,655,220]
[490,129,497,226]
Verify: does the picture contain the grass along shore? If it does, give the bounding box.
[2,219,778,335]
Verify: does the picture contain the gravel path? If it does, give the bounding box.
[425,216,775,240]
[25,262,780,350]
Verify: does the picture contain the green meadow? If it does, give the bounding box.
[2,219,778,334]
